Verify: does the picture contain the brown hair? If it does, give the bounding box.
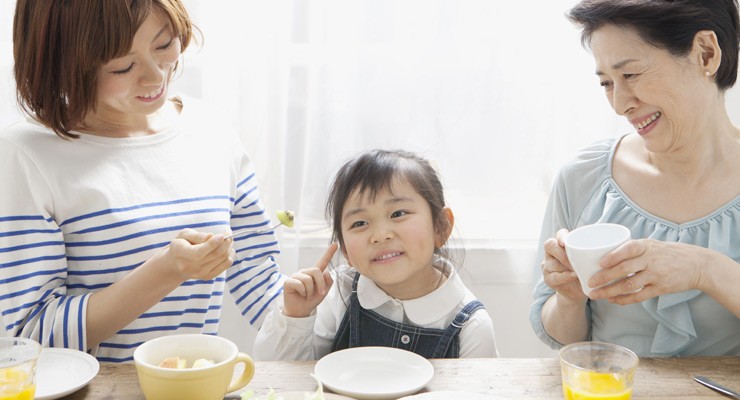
[12,0,194,139]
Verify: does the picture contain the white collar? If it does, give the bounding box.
[355,260,466,326]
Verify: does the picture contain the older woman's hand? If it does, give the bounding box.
[542,229,588,303]
[587,239,707,304]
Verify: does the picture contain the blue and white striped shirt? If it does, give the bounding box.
[0,96,286,362]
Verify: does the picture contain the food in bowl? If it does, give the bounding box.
[157,357,215,369]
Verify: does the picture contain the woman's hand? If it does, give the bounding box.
[542,229,588,304]
[588,239,706,304]
[282,243,338,318]
[165,228,236,281]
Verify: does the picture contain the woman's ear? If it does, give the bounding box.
[693,30,722,76]
[434,207,455,248]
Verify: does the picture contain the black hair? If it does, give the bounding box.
[326,149,452,261]
[568,0,740,90]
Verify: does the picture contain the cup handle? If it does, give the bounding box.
[227,352,255,393]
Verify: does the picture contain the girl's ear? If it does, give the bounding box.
[339,243,351,266]
[434,207,455,248]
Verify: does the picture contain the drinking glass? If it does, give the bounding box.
[560,341,638,400]
[0,338,42,400]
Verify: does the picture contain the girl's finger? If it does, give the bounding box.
[284,278,308,297]
[314,243,339,272]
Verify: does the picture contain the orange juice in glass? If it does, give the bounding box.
[560,342,638,400]
[0,338,41,400]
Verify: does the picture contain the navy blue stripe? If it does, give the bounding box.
[40,307,46,346]
[4,288,55,331]
[60,195,230,226]
[230,220,270,232]
[0,279,64,301]
[241,271,281,316]
[68,262,140,276]
[62,296,72,348]
[236,173,255,189]
[161,293,217,302]
[70,208,230,235]
[233,231,273,242]
[67,221,229,246]
[233,250,280,266]
[237,198,259,210]
[234,186,258,209]
[0,229,62,238]
[140,305,221,319]
[67,282,111,290]
[250,285,284,325]
[66,275,221,290]
[235,241,279,254]
[0,215,50,222]
[230,210,264,220]
[1,241,65,252]
[3,296,45,317]
[181,277,224,287]
[98,341,143,350]
[97,356,134,363]
[228,262,275,293]
[77,294,87,351]
[235,267,276,304]
[0,254,66,269]
[67,242,167,261]
[1,268,66,284]
[118,322,206,335]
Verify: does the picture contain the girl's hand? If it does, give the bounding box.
[165,228,236,281]
[542,229,587,304]
[588,239,706,304]
[283,243,338,318]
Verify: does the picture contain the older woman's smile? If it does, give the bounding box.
[631,111,661,133]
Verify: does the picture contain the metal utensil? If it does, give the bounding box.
[225,221,285,239]
[694,375,740,399]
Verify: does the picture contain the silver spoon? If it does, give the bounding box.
[694,375,740,399]
[225,221,286,239]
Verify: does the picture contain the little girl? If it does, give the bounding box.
[253,149,498,359]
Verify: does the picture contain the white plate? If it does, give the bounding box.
[399,391,505,399]
[249,391,356,400]
[35,348,100,400]
[314,347,434,400]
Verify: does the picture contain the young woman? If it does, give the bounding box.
[1,0,285,362]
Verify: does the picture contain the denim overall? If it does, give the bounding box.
[331,273,485,358]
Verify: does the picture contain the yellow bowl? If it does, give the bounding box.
[133,334,254,400]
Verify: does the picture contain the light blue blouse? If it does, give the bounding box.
[529,136,740,356]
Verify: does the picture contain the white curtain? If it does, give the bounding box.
[8,1,738,271]
[178,0,633,256]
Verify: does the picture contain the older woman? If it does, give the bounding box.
[530,0,740,356]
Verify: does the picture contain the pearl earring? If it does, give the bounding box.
[705,71,712,77]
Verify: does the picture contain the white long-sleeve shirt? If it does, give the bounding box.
[254,264,499,360]
[0,95,286,362]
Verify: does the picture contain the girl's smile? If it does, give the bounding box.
[341,177,442,300]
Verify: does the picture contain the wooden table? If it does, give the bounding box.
[63,357,740,399]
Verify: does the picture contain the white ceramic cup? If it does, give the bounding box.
[564,223,631,295]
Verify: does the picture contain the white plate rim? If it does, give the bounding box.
[398,391,506,399]
[313,347,434,400]
[35,347,100,400]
